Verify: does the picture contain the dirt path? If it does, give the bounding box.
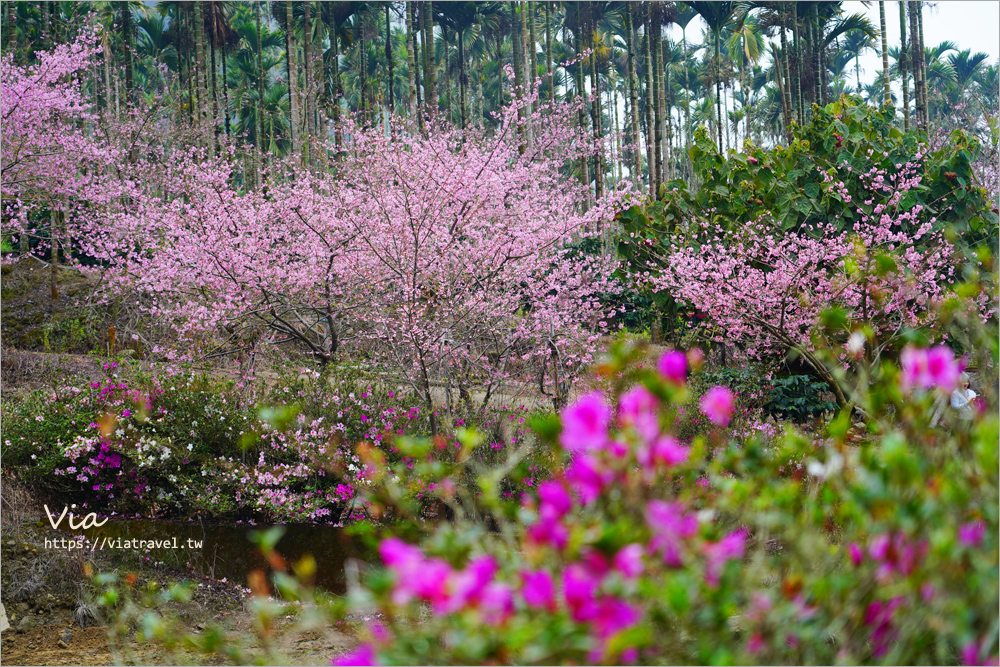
[0,521,359,666]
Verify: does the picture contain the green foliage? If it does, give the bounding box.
[618,96,997,284]
[765,375,839,423]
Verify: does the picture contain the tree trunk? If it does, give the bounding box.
[545,1,554,103]
[916,2,927,125]
[664,53,673,177]
[898,0,909,131]
[574,22,591,205]
[625,4,641,187]
[423,2,437,114]
[458,36,468,128]
[209,38,220,148]
[256,2,266,173]
[779,9,793,130]
[511,2,525,147]
[659,34,670,178]
[222,47,232,139]
[650,16,662,190]
[771,43,791,142]
[303,1,313,162]
[813,5,822,106]
[284,2,299,153]
[523,1,533,129]
[120,1,134,103]
[406,2,417,117]
[528,1,537,89]
[908,2,922,129]
[49,209,59,301]
[193,1,213,154]
[681,25,691,174]
[642,19,654,194]
[879,1,891,107]
[6,3,17,66]
[791,9,803,125]
[385,3,394,116]
[715,31,724,152]
[589,14,604,202]
[442,26,451,123]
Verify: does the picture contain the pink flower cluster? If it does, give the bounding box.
[379,539,513,622]
[899,345,962,394]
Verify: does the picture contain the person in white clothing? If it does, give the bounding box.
[950,373,977,420]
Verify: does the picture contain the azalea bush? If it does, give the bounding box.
[323,335,996,665]
[0,361,546,523]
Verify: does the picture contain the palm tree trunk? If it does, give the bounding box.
[256,2,266,177]
[210,38,221,148]
[120,1,134,103]
[528,1,537,89]
[102,32,117,122]
[664,54,673,178]
[385,4,395,116]
[771,42,791,141]
[625,4,641,186]
[523,1,533,126]
[909,1,921,125]
[511,3,525,140]
[284,1,299,153]
[6,3,17,66]
[879,1,891,106]
[681,24,691,167]
[414,15,425,132]
[590,22,603,201]
[545,1,554,103]
[658,33,668,179]
[574,22,591,205]
[898,0,909,131]
[193,1,212,154]
[813,5,822,105]
[423,2,437,114]
[715,31,724,152]
[779,9,793,129]
[221,47,232,139]
[303,1,314,156]
[459,37,468,129]
[791,10,803,125]
[407,2,417,117]
[650,13,662,191]
[642,19,654,194]
[442,26,451,123]
[916,2,927,125]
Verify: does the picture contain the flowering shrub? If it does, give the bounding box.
[319,332,997,665]
[0,362,546,522]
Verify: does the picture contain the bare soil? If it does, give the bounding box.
[0,520,359,666]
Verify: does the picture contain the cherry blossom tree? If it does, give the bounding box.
[81,89,634,423]
[652,162,978,407]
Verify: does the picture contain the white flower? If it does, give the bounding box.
[847,331,866,355]
[187,443,194,451]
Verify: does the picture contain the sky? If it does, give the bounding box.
[665,1,1000,92]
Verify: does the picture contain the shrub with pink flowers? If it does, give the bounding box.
[0,362,549,523]
[87,273,998,666]
[319,332,997,665]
